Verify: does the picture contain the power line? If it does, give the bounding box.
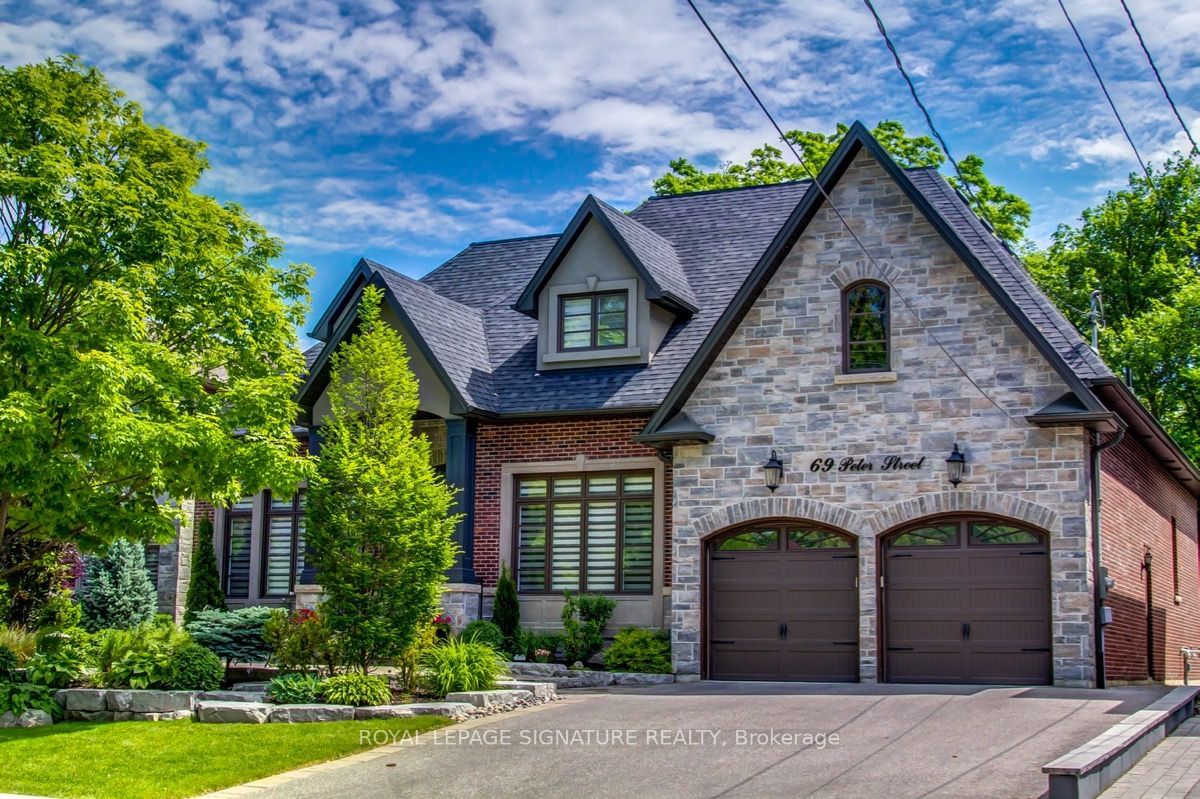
[1056,0,1151,179]
[859,0,995,231]
[683,0,1017,421]
[1117,0,1199,157]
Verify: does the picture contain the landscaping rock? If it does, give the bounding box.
[127,691,195,713]
[66,710,115,722]
[270,704,355,723]
[612,672,675,685]
[495,679,558,700]
[199,690,266,703]
[404,702,475,718]
[113,711,134,722]
[354,705,416,720]
[106,690,133,712]
[17,709,54,727]
[445,689,534,708]
[230,681,272,693]
[56,688,108,712]
[555,671,616,689]
[0,711,16,728]
[133,710,192,721]
[507,662,571,678]
[195,701,272,724]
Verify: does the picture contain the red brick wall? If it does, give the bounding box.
[472,415,672,588]
[1101,435,1200,682]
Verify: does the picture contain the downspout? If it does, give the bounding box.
[1090,427,1125,689]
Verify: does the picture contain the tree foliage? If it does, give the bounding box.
[184,517,226,623]
[491,564,520,651]
[1029,156,1200,461]
[0,57,312,587]
[654,120,1030,245]
[78,539,157,631]
[305,286,460,674]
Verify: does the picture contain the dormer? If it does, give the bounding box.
[515,195,697,370]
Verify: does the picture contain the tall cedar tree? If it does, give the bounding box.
[79,539,158,630]
[184,517,226,622]
[0,57,311,591]
[305,286,460,673]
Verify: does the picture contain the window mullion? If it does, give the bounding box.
[580,494,589,592]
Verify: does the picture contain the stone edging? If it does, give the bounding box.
[55,689,196,721]
[506,662,674,688]
[1042,685,1200,799]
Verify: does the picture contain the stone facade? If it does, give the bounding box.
[153,498,195,621]
[671,150,1095,686]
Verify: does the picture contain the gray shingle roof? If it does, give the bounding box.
[350,149,1107,417]
[590,197,695,310]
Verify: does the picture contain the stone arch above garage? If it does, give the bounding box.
[692,497,865,539]
[864,491,1060,537]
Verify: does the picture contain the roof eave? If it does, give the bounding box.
[1089,378,1200,495]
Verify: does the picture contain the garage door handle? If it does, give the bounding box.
[779,623,788,639]
[962,622,971,640]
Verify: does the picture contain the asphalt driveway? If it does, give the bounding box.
[239,682,1168,799]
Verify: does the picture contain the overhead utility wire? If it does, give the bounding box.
[859,0,995,231]
[1117,0,1199,157]
[1056,0,1151,179]
[683,0,1015,420]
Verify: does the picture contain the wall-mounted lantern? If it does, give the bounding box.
[763,449,784,492]
[945,444,966,488]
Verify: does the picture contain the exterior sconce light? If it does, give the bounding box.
[945,444,966,488]
[763,449,784,492]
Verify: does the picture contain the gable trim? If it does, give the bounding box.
[514,196,698,317]
[641,120,1108,439]
[298,272,475,417]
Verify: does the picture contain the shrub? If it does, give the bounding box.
[186,607,273,666]
[167,643,223,691]
[0,681,61,720]
[518,630,562,662]
[79,540,158,631]
[0,646,17,680]
[461,620,506,653]
[421,638,507,697]
[561,592,615,665]
[492,565,520,651]
[320,674,391,707]
[107,647,174,689]
[263,608,334,674]
[94,621,188,673]
[395,623,437,696]
[268,672,325,704]
[31,590,82,630]
[603,628,672,674]
[26,648,87,688]
[0,625,36,664]
[184,518,227,623]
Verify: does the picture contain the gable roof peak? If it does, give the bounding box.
[514,192,697,317]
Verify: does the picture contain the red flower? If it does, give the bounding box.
[432,613,452,626]
[291,608,318,625]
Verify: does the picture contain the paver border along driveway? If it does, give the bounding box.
[223,682,1169,799]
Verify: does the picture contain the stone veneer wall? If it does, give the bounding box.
[153,499,195,621]
[671,150,1094,686]
[1101,435,1200,683]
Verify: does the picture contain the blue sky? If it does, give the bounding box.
[2,0,1198,341]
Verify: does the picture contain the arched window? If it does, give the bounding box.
[843,281,890,373]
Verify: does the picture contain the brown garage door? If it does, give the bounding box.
[708,524,858,681]
[884,517,1051,685]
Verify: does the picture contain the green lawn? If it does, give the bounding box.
[0,715,452,799]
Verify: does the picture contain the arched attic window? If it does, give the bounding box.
[843,280,890,373]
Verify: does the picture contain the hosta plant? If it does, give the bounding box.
[319,674,391,707]
[267,672,325,704]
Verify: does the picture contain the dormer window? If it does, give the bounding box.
[559,291,628,351]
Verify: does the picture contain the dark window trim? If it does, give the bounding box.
[513,471,654,595]
[710,523,856,552]
[885,516,1046,549]
[1172,517,1180,598]
[222,500,254,598]
[842,279,891,374]
[261,489,306,598]
[557,290,629,352]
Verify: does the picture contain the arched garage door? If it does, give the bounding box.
[707,523,858,681]
[883,517,1051,685]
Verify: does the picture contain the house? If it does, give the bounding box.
[166,122,1200,688]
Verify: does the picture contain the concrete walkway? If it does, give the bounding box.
[1100,715,1200,798]
[210,682,1169,799]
